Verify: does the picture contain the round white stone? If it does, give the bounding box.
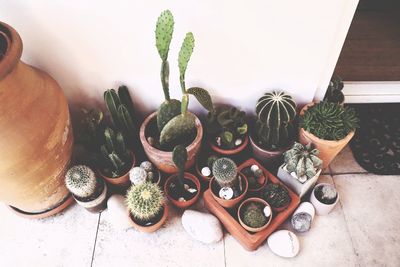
[219,187,234,200]
[235,138,242,146]
[178,197,186,202]
[105,195,131,230]
[201,167,211,177]
[182,210,223,244]
[140,161,153,172]
[129,167,147,185]
[263,205,272,217]
[250,164,260,173]
[267,230,300,258]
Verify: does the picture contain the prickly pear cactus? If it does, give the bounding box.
[178,32,195,90]
[157,99,181,132]
[159,113,196,149]
[155,10,174,62]
[173,145,188,189]
[187,87,214,112]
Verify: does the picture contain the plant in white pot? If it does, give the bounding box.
[310,183,339,215]
[277,142,322,198]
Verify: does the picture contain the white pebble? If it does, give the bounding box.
[235,138,243,146]
[188,188,198,194]
[201,167,211,177]
[264,205,272,217]
[219,187,233,200]
[140,161,153,172]
[250,164,260,173]
[179,197,187,202]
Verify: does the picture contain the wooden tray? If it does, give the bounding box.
[203,158,300,251]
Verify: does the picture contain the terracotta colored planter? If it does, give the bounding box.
[164,172,201,209]
[0,22,73,215]
[140,112,203,174]
[128,203,169,233]
[249,135,289,163]
[209,134,249,155]
[299,103,355,168]
[98,151,135,187]
[195,160,212,184]
[238,198,272,233]
[209,173,248,209]
[204,163,300,251]
[74,180,108,213]
[237,159,268,195]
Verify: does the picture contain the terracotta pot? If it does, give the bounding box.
[74,180,108,213]
[164,172,201,209]
[209,134,249,155]
[249,135,289,163]
[0,22,73,215]
[209,173,248,209]
[237,158,268,195]
[127,203,169,233]
[299,103,355,168]
[238,198,272,233]
[98,151,135,187]
[140,112,203,174]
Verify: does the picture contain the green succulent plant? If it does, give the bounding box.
[65,165,97,198]
[242,202,268,228]
[126,182,164,222]
[324,74,344,104]
[283,142,323,180]
[315,184,338,205]
[172,145,188,192]
[300,101,359,141]
[254,91,297,150]
[100,127,132,178]
[262,183,291,209]
[212,158,238,188]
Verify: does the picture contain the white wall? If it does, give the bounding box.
[0,0,358,115]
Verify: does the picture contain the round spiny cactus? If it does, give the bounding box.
[262,183,291,209]
[65,165,97,198]
[126,182,164,222]
[242,203,267,228]
[212,158,238,188]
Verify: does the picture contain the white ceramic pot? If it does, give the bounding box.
[310,183,339,215]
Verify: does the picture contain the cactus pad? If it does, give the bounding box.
[157,99,181,132]
[159,113,196,149]
[155,10,174,61]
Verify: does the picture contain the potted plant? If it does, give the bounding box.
[140,10,213,173]
[238,198,272,233]
[261,183,291,212]
[277,142,323,198]
[126,182,168,233]
[310,183,339,215]
[299,101,359,168]
[323,75,345,105]
[165,145,201,208]
[65,165,107,213]
[239,161,268,195]
[129,161,162,186]
[195,153,219,183]
[249,91,297,162]
[205,106,248,155]
[209,158,248,208]
[98,127,135,186]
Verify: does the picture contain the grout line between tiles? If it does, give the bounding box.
[331,171,369,176]
[90,213,102,267]
[223,233,227,267]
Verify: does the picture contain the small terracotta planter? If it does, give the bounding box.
[209,173,248,209]
[209,134,249,155]
[299,103,355,168]
[195,160,212,184]
[164,172,201,209]
[249,135,290,163]
[238,159,268,195]
[98,151,135,187]
[140,112,203,174]
[238,198,272,233]
[128,203,169,233]
[73,180,108,213]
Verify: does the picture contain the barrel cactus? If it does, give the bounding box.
[262,183,291,209]
[212,158,238,188]
[126,182,164,222]
[254,91,297,150]
[283,142,323,180]
[65,165,97,198]
[242,202,268,228]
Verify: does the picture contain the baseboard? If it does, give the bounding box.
[343,81,400,103]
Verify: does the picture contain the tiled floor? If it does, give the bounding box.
[1,145,400,267]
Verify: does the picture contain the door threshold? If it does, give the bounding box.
[343,81,400,103]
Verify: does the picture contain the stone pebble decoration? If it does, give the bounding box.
[181,209,223,244]
[267,230,300,258]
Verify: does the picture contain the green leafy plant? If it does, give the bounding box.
[300,101,359,140]
[65,165,97,198]
[283,142,323,180]
[100,127,132,178]
[242,202,267,228]
[212,157,238,188]
[254,91,297,150]
[324,75,344,104]
[262,183,291,209]
[126,182,164,222]
[172,145,188,192]
[206,106,248,149]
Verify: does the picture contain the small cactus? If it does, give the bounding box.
[242,203,267,228]
[78,108,104,152]
[207,155,219,169]
[172,145,188,191]
[126,182,164,222]
[65,165,97,198]
[212,158,238,188]
[129,167,147,185]
[262,183,291,209]
[324,74,345,104]
[315,184,338,205]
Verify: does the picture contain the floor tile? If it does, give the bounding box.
[334,173,400,267]
[92,198,225,267]
[0,203,99,267]
[330,145,367,174]
[224,175,358,267]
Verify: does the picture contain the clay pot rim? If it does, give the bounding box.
[97,150,136,182]
[139,111,203,156]
[195,155,213,182]
[237,197,273,232]
[164,172,201,208]
[299,102,356,145]
[73,179,107,207]
[0,22,22,80]
[312,183,340,206]
[127,202,169,233]
[249,134,292,155]
[209,172,249,203]
[209,134,249,155]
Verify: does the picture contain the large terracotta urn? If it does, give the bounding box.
[0,22,73,217]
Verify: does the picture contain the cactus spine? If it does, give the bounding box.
[242,203,267,228]
[254,91,296,150]
[65,165,97,198]
[126,182,164,222]
[172,145,188,191]
[212,158,238,188]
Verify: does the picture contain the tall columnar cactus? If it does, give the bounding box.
[212,158,238,188]
[126,182,164,222]
[172,145,188,191]
[65,165,97,198]
[100,127,131,178]
[283,142,323,180]
[254,91,297,150]
[301,101,358,140]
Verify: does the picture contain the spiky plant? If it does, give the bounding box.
[100,127,132,178]
[324,74,344,104]
[283,142,323,180]
[126,182,164,222]
[262,183,291,209]
[78,108,104,152]
[254,91,297,150]
[300,101,359,141]
[212,158,238,188]
[242,203,267,228]
[172,145,188,192]
[315,184,337,205]
[65,165,97,198]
